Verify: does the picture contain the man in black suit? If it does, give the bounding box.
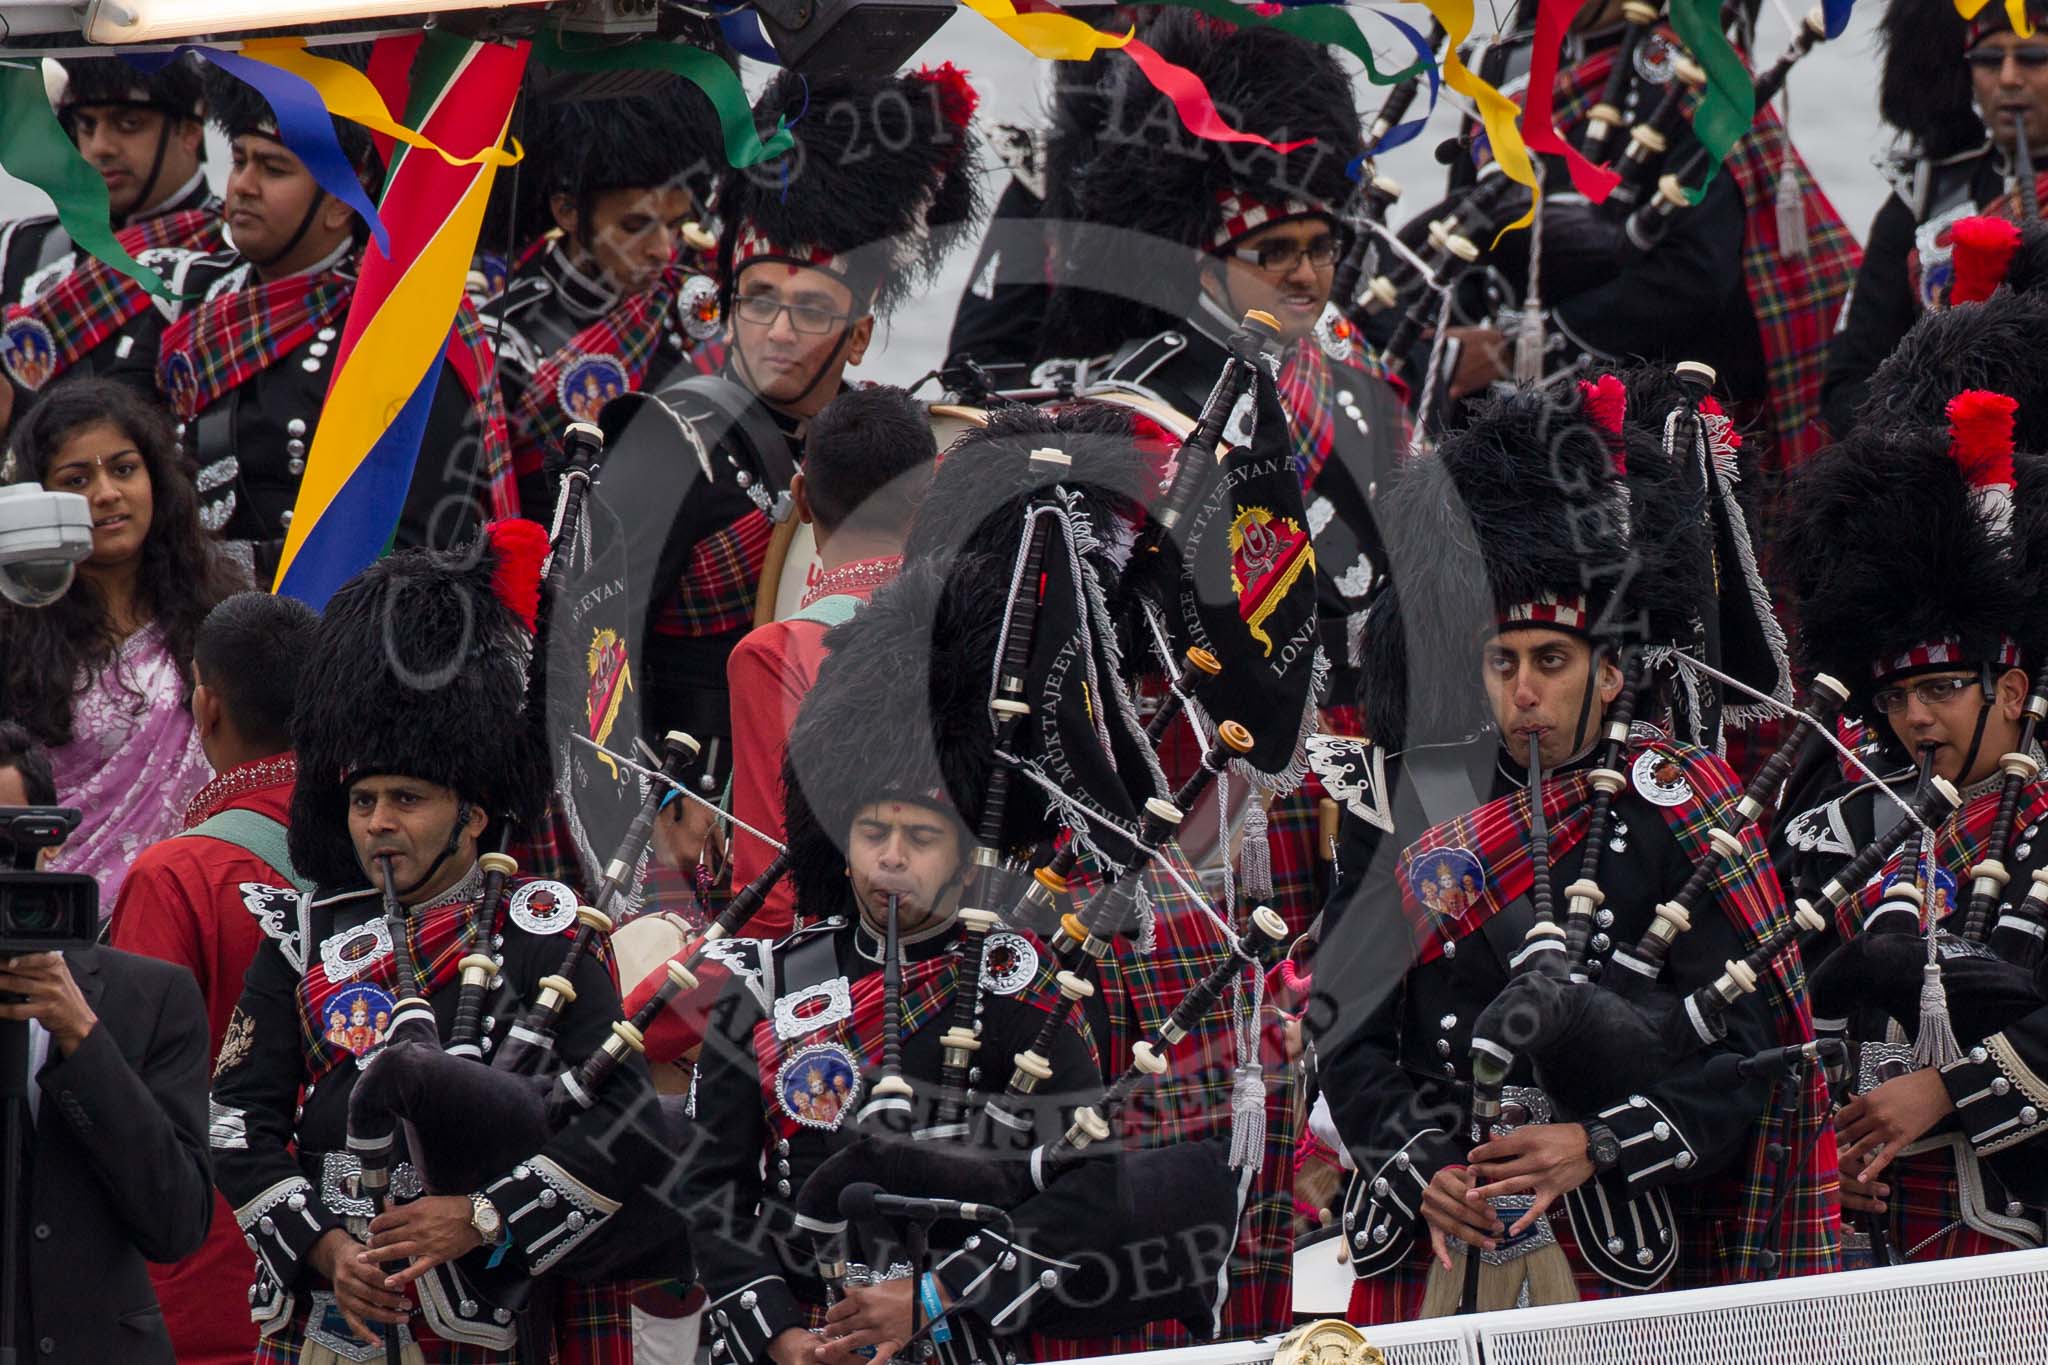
[0,723,213,1364]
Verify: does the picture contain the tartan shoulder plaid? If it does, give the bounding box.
[652,507,777,639]
[509,265,728,478]
[294,891,487,1089]
[1396,734,1838,1283]
[1548,41,1859,474]
[448,296,519,521]
[156,258,355,420]
[1834,780,2048,941]
[5,206,219,385]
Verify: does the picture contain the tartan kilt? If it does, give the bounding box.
[1860,1149,2021,1268]
[252,1279,632,1364]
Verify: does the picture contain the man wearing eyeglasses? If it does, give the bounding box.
[1773,397,2048,1268]
[1824,0,2048,438]
[549,67,985,893]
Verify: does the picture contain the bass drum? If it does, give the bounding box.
[751,403,993,627]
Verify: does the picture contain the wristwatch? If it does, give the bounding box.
[469,1192,509,1248]
[1583,1120,1621,1174]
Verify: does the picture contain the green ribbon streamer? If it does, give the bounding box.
[1667,0,1754,201]
[531,32,792,168]
[0,63,174,299]
[1151,0,1429,86]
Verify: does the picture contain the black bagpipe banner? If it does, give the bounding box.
[1018,493,1169,875]
[543,486,647,888]
[1175,362,1327,783]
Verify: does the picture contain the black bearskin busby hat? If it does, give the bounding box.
[54,53,205,125]
[1359,381,1700,751]
[715,65,985,320]
[1880,0,2000,158]
[288,520,552,889]
[204,55,378,182]
[505,82,728,251]
[782,556,1058,918]
[902,401,1154,571]
[1778,396,2033,735]
[1041,9,1364,358]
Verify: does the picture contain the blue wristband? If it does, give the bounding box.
[919,1273,951,1344]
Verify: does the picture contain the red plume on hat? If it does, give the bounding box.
[1949,388,2020,535]
[1578,374,1628,468]
[1951,216,2024,305]
[912,62,979,132]
[487,518,550,635]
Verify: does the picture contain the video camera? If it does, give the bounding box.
[0,807,97,954]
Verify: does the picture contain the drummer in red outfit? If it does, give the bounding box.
[622,385,936,1060]
[107,591,318,1365]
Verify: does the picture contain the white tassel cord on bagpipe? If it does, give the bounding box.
[1214,764,1266,1170]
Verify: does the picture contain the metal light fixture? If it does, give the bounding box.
[82,0,553,43]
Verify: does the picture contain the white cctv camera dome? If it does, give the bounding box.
[0,484,93,608]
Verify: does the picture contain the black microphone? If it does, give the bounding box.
[1704,1038,1848,1087]
[838,1182,1004,1225]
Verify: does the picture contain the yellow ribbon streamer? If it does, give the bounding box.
[1413,0,1541,238]
[960,0,1132,60]
[276,110,507,570]
[241,38,522,167]
[1955,0,2034,38]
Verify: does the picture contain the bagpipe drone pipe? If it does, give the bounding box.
[1366,6,1830,390]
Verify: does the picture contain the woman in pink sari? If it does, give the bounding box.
[0,379,243,911]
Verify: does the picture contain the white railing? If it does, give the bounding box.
[1055,1247,2048,1365]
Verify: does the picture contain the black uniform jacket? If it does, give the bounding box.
[1820,146,2002,439]
[681,910,1132,1364]
[13,947,213,1365]
[1314,732,1775,1288]
[209,866,656,1350]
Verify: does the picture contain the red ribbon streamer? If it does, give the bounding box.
[1523,0,1620,202]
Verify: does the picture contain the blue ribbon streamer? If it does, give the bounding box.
[1821,0,1854,38]
[717,9,785,64]
[1355,8,1441,163]
[124,47,390,254]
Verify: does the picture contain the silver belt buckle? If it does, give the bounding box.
[320,1150,423,1220]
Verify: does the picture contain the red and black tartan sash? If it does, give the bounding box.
[157,265,354,420]
[1545,42,1858,474]
[447,298,518,521]
[295,895,491,1089]
[511,264,727,477]
[1835,781,2048,941]
[6,206,219,382]
[751,954,957,1145]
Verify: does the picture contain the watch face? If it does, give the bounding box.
[473,1197,502,1238]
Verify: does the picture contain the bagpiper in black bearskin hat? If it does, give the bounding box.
[288,519,553,890]
[1358,377,1707,755]
[502,78,730,258]
[1878,0,1989,160]
[202,52,381,253]
[1778,392,2035,764]
[715,63,984,325]
[1040,7,1364,359]
[781,554,1049,919]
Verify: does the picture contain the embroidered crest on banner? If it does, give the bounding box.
[509,879,578,935]
[1631,748,1694,807]
[774,977,853,1041]
[981,932,1039,996]
[776,1043,861,1130]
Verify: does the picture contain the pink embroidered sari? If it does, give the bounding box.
[45,620,211,914]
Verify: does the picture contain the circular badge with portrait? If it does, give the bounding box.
[555,352,630,426]
[776,1043,862,1131]
[319,982,397,1058]
[1407,847,1486,919]
[2,317,57,391]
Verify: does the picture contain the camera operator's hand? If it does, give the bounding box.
[310,1228,409,1345]
[0,951,98,1055]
